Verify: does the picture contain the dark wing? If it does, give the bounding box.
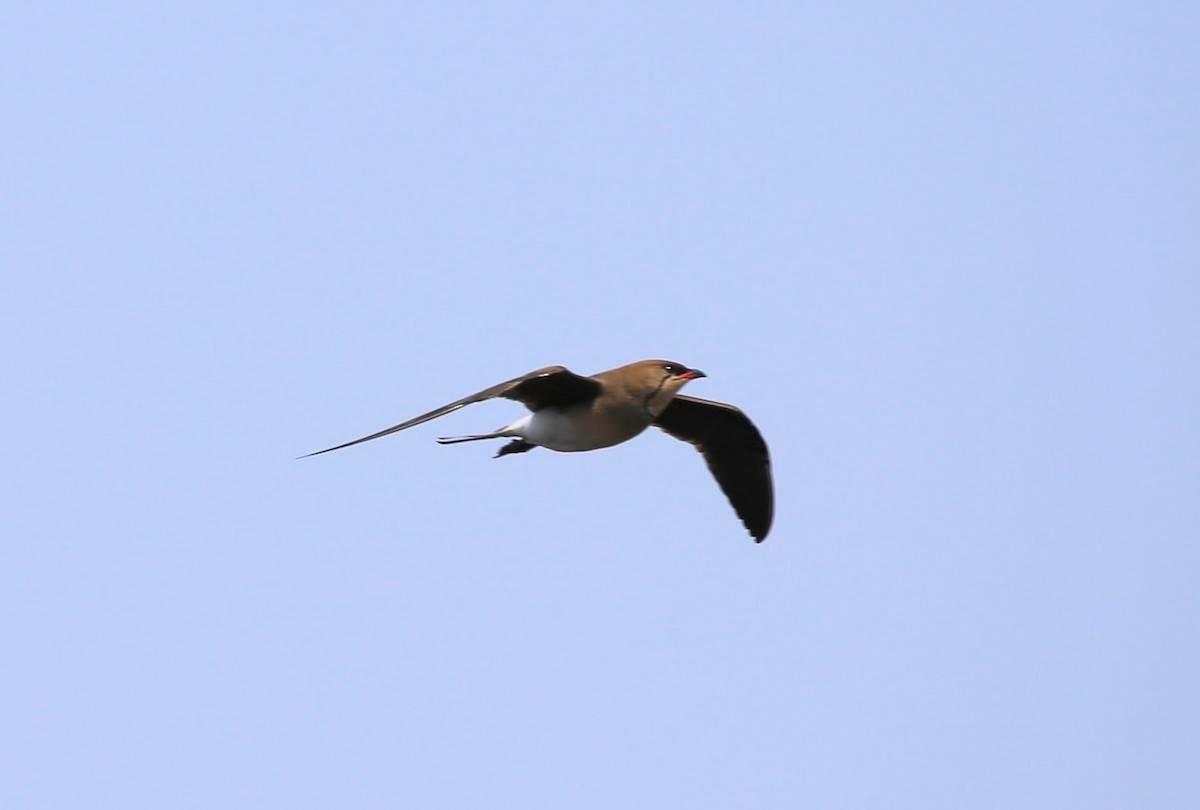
[654,394,774,542]
[501,366,603,410]
[301,365,600,458]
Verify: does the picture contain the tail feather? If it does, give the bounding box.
[436,433,503,445]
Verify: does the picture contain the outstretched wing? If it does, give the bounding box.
[654,394,774,542]
[301,366,601,458]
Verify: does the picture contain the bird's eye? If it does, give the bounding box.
[663,363,685,375]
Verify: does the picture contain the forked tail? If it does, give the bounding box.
[435,433,504,445]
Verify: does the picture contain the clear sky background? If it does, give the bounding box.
[4,3,1198,808]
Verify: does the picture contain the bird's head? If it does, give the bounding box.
[634,359,706,416]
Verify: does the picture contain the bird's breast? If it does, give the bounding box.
[519,407,649,452]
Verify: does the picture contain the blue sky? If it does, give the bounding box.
[4,2,1198,807]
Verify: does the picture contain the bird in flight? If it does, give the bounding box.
[303,360,773,541]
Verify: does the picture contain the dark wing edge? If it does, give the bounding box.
[654,394,774,541]
[502,367,602,410]
[300,365,591,458]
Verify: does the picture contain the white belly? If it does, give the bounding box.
[508,409,648,452]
